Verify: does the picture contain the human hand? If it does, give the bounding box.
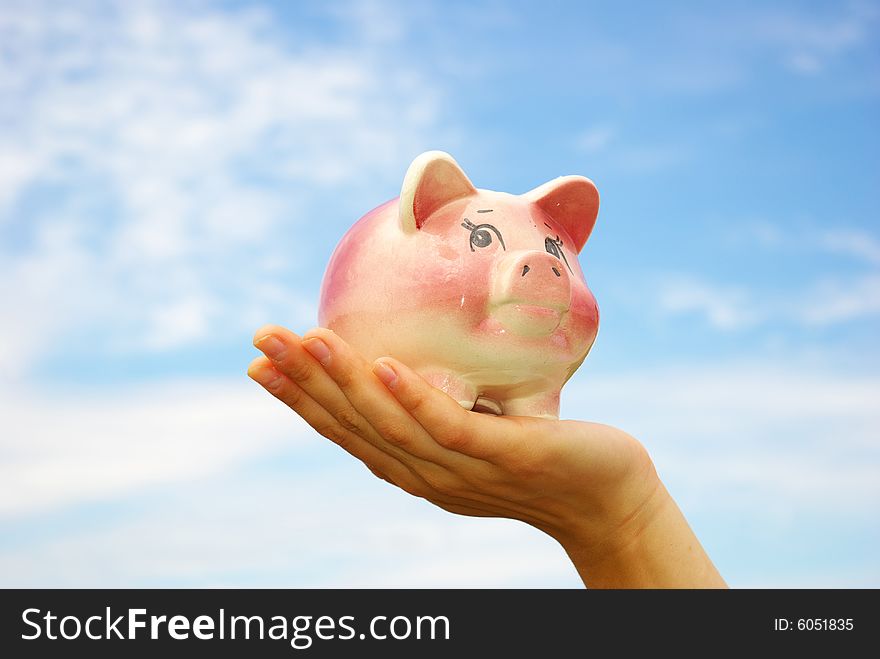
[248,324,726,588]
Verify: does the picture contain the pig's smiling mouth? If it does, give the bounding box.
[493,301,565,336]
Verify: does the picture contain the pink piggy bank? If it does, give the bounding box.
[318,151,600,418]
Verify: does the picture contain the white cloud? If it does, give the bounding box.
[754,5,873,76]
[0,378,303,518]
[819,229,880,266]
[612,144,691,173]
[655,269,880,330]
[0,0,446,376]
[0,459,580,587]
[652,3,879,92]
[572,123,690,172]
[576,124,616,153]
[712,220,880,329]
[786,52,824,75]
[798,274,880,326]
[656,276,761,330]
[140,296,216,351]
[326,0,407,45]
[738,221,880,266]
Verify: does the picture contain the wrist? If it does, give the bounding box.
[552,468,668,584]
[552,473,726,588]
[548,429,665,563]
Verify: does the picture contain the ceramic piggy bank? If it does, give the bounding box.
[318,151,600,418]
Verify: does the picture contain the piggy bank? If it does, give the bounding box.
[318,151,600,418]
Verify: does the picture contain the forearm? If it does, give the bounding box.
[557,482,727,589]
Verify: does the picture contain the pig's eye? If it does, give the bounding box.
[472,229,492,248]
[545,235,572,272]
[462,219,506,252]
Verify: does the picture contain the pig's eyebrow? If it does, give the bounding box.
[543,222,552,228]
[476,209,493,213]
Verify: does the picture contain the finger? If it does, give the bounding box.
[432,501,498,518]
[371,356,528,463]
[253,325,384,454]
[253,324,338,400]
[248,354,373,458]
[247,355,425,496]
[300,327,473,466]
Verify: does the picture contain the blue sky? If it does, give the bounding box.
[1,0,878,586]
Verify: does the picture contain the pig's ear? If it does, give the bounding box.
[399,151,477,232]
[525,176,600,253]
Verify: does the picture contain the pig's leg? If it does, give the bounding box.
[502,390,561,419]
[420,371,478,412]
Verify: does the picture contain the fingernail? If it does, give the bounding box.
[303,338,331,366]
[373,360,398,389]
[256,335,286,361]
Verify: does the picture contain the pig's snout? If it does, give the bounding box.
[494,250,571,312]
[490,250,572,336]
